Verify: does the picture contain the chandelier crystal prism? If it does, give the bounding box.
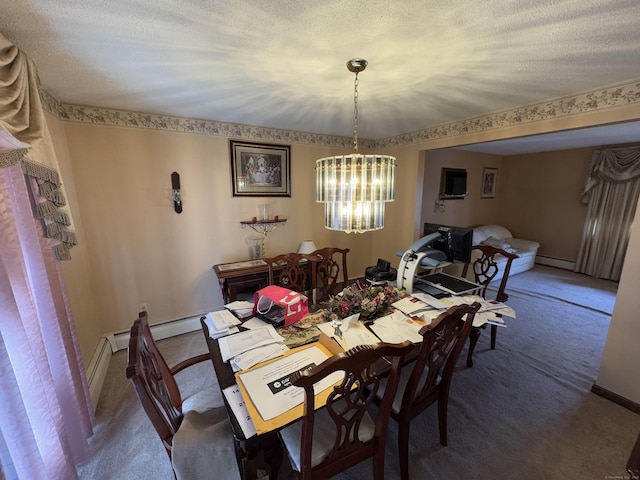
[316,59,396,233]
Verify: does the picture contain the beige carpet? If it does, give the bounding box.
[77,266,639,480]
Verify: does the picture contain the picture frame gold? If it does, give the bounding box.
[230,140,291,197]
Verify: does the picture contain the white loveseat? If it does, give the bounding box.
[468,225,540,281]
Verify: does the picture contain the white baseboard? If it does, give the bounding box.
[85,314,205,411]
[535,256,575,270]
[86,337,112,413]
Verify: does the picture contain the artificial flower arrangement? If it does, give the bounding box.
[321,281,407,322]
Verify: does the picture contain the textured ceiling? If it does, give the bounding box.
[1,1,640,150]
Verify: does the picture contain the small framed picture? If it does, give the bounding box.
[481,167,498,198]
[230,140,291,197]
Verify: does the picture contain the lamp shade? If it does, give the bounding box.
[316,153,396,233]
[297,240,318,254]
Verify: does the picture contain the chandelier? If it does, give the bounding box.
[316,59,396,233]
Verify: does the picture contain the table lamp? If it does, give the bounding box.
[297,240,317,254]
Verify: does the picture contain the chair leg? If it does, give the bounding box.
[467,327,481,368]
[438,396,449,446]
[264,436,283,480]
[373,449,385,480]
[398,421,411,480]
[490,324,497,350]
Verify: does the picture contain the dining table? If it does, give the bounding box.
[200,280,507,480]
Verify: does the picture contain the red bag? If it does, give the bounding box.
[252,285,309,327]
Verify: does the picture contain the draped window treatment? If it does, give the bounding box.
[1,33,93,480]
[575,145,640,281]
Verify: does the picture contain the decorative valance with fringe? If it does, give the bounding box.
[575,144,640,280]
[581,145,640,203]
[0,33,76,260]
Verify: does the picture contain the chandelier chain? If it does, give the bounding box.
[353,72,359,153]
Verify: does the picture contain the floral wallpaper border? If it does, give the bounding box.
[40,80,640,150]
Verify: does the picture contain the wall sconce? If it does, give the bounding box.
[171,171,182,213]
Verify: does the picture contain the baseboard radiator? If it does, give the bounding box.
[85,314,205,412]
[535,255,576,271]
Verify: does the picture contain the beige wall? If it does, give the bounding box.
[596,195,640,404]
[58,121,393,362]
[499,149,590,261]
[421,149,503,229]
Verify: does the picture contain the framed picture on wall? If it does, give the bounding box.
[230,140,291,196]
[481,167,498,198]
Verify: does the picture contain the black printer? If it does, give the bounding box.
[365,258,397,285]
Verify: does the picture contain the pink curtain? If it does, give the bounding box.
[0,162,93,479]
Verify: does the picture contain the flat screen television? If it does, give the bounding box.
[423,223,473,263]
[439,168,467,199]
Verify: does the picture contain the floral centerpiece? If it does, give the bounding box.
[321,281,408,322]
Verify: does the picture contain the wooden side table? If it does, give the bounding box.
[213,259,270,304]
[213,257,316,304]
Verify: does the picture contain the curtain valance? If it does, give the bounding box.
[0,32,76,260]
[581,145,640,203]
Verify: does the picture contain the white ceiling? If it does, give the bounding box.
[1,1,640,154]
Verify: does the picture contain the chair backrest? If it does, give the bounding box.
[462,244,519,301]
[398,302,480,419]
[264,252,318,303]
[312,247,350,303]
[291,340,414,479]
[126,311,183,457]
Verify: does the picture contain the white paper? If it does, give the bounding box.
[238,346,343,421]
[317,318,380,351]
[230,342,289,371]
[411,292,450,310]
[392,296,435,317]
[218,325,285,362]
[207,309,242,330]
[204,314,239,339]
[438,294,483,309]
[225,300,255,319]
[241,317,270,329]
[371,311,425,343]
[222,385,257,438]
[480,313,507,327]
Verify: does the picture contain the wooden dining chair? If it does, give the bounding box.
[278,341,414,480]
[264,252,319,303]
[200,317,284,480]
[381,302,480,480]
[126,311,241,480]
[312,247,350,303]
[461,244,519,367]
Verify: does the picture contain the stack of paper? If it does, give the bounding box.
[218,325,288,371]
[316,313,380,351]
[223,385,257,438]
[370,311,425,343]
[204,310,241,339]
[436,295,516,327]
[225,300,255,319]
